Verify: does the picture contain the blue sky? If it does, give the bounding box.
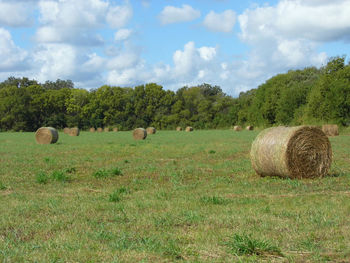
[0,0,349,96]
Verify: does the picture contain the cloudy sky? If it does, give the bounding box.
[0,0,349,96]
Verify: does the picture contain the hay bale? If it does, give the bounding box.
[250,126,332,179]
[69,127,80,136]
[185,126,193,132]
[35,127,59,144]
[246,126,254,131]
[322,124,339,136]
[133,128,147,140]
[63,127,70,134]
[234,125,242,131]
[113,127,118,132]
[146,127,156,134]
[104,127,110,132]
[89,127,95,132]
[97,127,103,132]
[176,126,182,131]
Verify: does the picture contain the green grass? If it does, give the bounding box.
[0,130,349,262]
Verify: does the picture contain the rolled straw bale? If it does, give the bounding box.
[146,127,156,134]
[176,126,182,131]
[113,127,118,132]
[185,126,193,132]
[63,127,70,134]
[69,127,80,136]
[133,128,147,140]
[35,127,59,144]
[250,126,332,179]
[89,127,95,132]
[246,126,254,131]
[104,127,110,132]
[322,124,339,137]
[234,125,242,131]
[97,127,103,132]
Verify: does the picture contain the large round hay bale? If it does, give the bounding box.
[176,126,182,131]
[63,127,70,134]
[146,127,156,134]
[69,127,80,136]
[185,126,193,132]
[35,127,59,144]
[97,127,103,132]
[250,126,332,179]
[234,125,242,131]
[246,126,254,131]
[133,128,147,140]
[322,124,339,136]
[113,127,118,132]
[104,127,110,132]
[89,127,95,132]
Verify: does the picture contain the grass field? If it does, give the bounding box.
[0,130,350,262]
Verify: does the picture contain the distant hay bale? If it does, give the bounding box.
[63,127,70,134]
[104,127,110,132]
[35,127,59,144]
[89,127,95,132]
[250,126,332,179]
[69,127,80,136]
[113,127,118,132]
[176,126,182,131]
[133,128,147,140]
[97,127,103,132]
[246,126,254,131]
[234,125,242,131]
[146,127,156,134]
[322,124,339,136]
[185,126,193,132]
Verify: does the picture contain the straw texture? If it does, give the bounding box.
[322,124,339,136]
[146,127,156,134]
[185,126,193,132]
[35,127,59,144]
[133,128,147,140]
[250,126,332,179]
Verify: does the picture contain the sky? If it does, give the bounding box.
[0,0,349,96]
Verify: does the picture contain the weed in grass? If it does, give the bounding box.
[63,167,76,174]
[109,187,130,202]
[93,169,109,178]
[35,172,48,184]
[0,181,6,190]
[209,150,216,154]
[225,233,282,257]
[51,170,70,183]
[200,196,230,205]
[111,167,123,176]
[124,159,129,163]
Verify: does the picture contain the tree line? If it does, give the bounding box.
[0,57,349,132]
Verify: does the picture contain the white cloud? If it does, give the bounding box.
[114,29,132,41]
[203,10,236,33]
[159,5,200,25]
[106,4,133,28]
[0,1,34,27]
[0,28,28,71]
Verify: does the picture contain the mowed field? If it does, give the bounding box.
[0,129,350,262]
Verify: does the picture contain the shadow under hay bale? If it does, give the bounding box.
[176,126,182,131]
[89,127,95,132]
[113,127,118,132]
[246,126,254,131]
[69,127,80,136]
[63,127,70,134]
[146,127,156,134]
[250,126,332,179]
[234,125,242,131]
[133,128,147,140]
[35,127,59,144]
[185,126,193,132]
[97,127,103,132]
[322,124,339,136]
